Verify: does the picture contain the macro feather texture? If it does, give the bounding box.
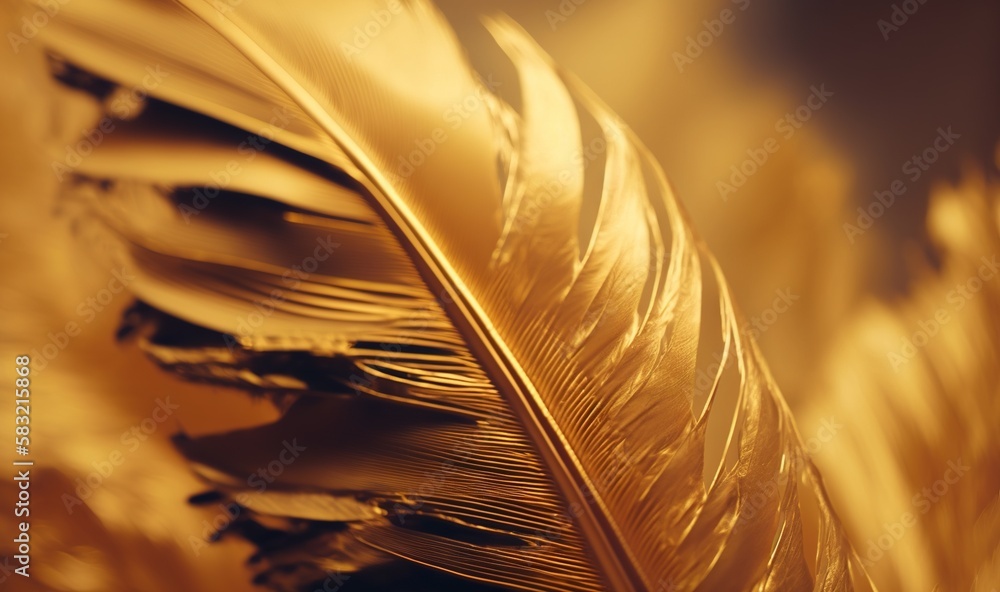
[36,0,875,589]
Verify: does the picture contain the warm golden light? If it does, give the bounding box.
[1,1,997,590]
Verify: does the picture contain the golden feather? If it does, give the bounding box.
[36,0,874,589]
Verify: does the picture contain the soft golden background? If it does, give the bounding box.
[1,0,997,589]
